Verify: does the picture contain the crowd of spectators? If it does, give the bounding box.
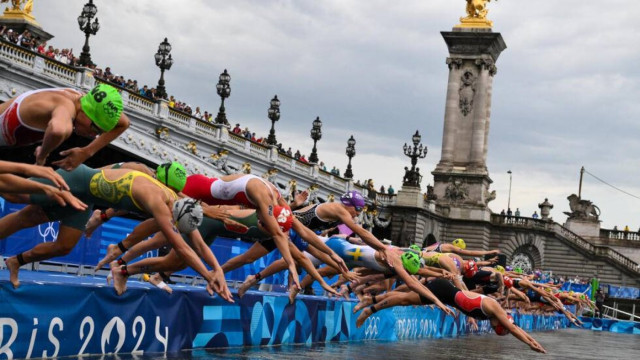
[1,27,79,65]
[1,25,348,177]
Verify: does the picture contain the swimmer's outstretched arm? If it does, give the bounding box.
[292,219,349,274]
[0,174,86,210]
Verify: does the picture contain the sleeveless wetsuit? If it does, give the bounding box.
[0,88,81,147]
[323,236,388,273]
[421,252,443,267]
[424,279,490,320]
[29,165,176,230]
[182,173,280,208]
[463,269,494,290]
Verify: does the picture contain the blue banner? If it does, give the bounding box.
[579,317,640,334]
[607,285,640,299]
[0,273,571,359]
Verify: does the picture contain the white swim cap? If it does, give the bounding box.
[172,198,203,233]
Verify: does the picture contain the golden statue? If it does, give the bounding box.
[456,0,495,29]
[2,0,32,13]
[186,141,198,155]
[1,0,38,24]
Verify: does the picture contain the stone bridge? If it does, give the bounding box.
[388,205,640,287]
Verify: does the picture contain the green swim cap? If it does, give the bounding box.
[156,161,187,192]
[514,267,523,274]
[409,244,421,253]
[401,251,421,275]
[80,84,123,132]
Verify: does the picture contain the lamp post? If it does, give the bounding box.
[402,130,428,187]
[507,170,513,212]
[266,95,280,145]
[308,116,322,164]
[154,38,173,99]
[344,135,356,179]
[215,69,231,124]
[77,0,100,67]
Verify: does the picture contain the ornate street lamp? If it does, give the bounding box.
[402,130,428,187]
[266,95,280,145]
[215,69,231,124]
[344,135,356,179]
[77,0,100,67]
[308,116,322,164]
[154,37,173,99]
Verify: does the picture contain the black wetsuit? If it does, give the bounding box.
[419,279,489,320]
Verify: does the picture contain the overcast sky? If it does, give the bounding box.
[29,0,640,229]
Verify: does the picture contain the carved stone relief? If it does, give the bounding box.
[458,70,476,117]
[444,177,468,202]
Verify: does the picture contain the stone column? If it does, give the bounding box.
[432,28,506,221]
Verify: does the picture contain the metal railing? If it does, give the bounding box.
[602,304,640,323]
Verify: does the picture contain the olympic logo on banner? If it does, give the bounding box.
[364,316,380,339]
[38,222,58,242]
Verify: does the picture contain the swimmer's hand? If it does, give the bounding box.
[330,253,350,275]
[291,190,309,209]
[43,186,88,210]
[207,269,234,303]
[201,203,249,232]
[437,302,456,317]
[442,270,456,281]
[53,147,90,171]
[342,271,359,283]
[467,317,479,331]
[18,163,70,190]
[530,341,547,354]
[380,248,394,268]
[320,281,340,297]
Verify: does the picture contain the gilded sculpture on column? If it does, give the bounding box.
[2,0,33,15]
[456,0,496,29]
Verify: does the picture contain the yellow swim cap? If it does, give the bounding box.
[452,238,466,250]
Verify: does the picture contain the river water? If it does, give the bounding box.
[83,329,638,360]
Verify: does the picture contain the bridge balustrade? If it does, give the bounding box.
[0,38,353,195]
[0,38,36,68]
[601,229,640,241]
[490,214,640,276]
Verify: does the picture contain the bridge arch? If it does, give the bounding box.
[502,232,545,271]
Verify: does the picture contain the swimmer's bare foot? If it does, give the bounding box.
[353,295,372,313]
[238,275,257,298]
[111,267,127,296]
[288,285,301,304]
[149,273,173,294]
[84,209,102,239]
[95,244,122,271]
[106,260,119,285]
[339,284,351,299]
[6,257,21,289]
[356,306,373,328]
